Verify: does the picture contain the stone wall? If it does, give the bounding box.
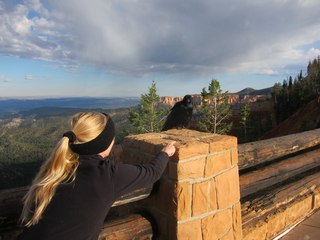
[118,129,242,240]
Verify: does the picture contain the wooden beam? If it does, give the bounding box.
[238,128,320,170]
[112,186,153,206]
[241,171,320,227]
[99,214,154,240]
[240,148,320,197]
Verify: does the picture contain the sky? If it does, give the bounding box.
[0,0,320,98]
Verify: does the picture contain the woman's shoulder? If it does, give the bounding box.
[78,155,115,170]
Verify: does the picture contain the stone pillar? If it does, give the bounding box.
[121,129,242,240]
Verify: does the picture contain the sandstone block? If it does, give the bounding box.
[192,179,217,216]
[215,167,240,209]
[266,210,286,239]
[201,209,232,240]
[205,151,231,177]
[232,202,243,240]
[220,228,234,240]
[168,158,205,180]
[175,219,202,240]
[154,178,192,220]
[173,141,209,161]
[120,147,154,164]
[123,135,171,155]
[164,129,213,139]
[205,135,237,153]
[175,182,191,220]
[109,143,124,163]
[242,223,267,240]
[231,148,239,165]
[314,189,320,209]
[141,138,173,154]
[125,132,165,142]
[285,195,313,225]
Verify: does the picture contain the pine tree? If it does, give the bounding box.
[240,103,250,142]
[197,79,232,134]
[128,81,167,134]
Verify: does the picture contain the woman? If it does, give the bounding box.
[18,112,175,240]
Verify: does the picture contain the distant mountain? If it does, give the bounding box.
[235,87,272,95]
[0,97,140,117]
[19,107,108,118]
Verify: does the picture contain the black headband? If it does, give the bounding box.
[63,113,115,155]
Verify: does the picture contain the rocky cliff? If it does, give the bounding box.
[160,93,272,107]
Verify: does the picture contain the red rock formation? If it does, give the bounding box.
[160,94,271,107]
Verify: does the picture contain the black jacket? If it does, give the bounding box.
[17,151,169,240]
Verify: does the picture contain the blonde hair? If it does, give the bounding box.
[20,112,106,227]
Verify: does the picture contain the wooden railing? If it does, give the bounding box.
[238,128,320,170]
[239,128,320,239]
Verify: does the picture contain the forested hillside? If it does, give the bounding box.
[0,107,132,189]
[261,98,320,139]
[261,56,320,138]
[272,56,320,124]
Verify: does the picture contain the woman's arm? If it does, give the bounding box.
[112,142,176,199]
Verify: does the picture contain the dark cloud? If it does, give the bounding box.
[1,0,320,76]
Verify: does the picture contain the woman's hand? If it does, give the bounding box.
[161,141,176,157]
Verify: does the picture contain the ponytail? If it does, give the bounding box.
[20,137,79,226]
[20,112,106,226]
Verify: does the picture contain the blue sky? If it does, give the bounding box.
[1,0,320,98]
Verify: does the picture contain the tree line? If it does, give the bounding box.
[272,56,320,123]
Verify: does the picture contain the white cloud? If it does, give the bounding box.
[307,48,320,59]
[1,0,320,77]
[26,0,49,15]
[298,0,319,7]
[0,0,69,63]
[0,75,9,83]
[255,69,280,76]
[25,74,33,81]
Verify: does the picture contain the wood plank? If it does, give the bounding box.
[240,149,320,197]
[99,214,153,240]
[0,214,154,240]
[241,171,320,227]
[238,128,320,170]
[112,186,153,206]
